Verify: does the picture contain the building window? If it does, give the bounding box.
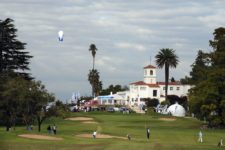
[150,70,153,75]
[153,90,157,97]
[163,87,165,90]
[176,87,180,90]
[140,87,146,91]
[170,87,173,90]
[145,70,147,75]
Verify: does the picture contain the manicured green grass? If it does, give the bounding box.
[0,112,224,150]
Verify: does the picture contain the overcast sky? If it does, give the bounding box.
[1,0,225,101]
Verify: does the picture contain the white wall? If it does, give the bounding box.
[159,84,193,97]
[143,68,157,84]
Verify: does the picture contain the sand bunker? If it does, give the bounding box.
[76,133,127,139]
[159,117,176,121]
[18,134,63,140]
[65,117,94,121]
[82,121,98,124]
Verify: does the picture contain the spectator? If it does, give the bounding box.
[53,124,57,135]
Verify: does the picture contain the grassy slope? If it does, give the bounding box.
[0,112,224,150]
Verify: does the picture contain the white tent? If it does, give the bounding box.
[167,102,186,117]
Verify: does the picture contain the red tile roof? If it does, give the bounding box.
[130,81,160,87]
[144,65,156,69]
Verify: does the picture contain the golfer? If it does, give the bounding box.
[93,131,97,139]
[198,131,203,143]
[147,128,150,139]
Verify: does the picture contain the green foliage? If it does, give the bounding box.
[100,84,128,95]
[180,76,191,84]
[189,27,225,127]
[144,98,159,107]
[155,48,179,100]
[160,100,170,106]
[167,95,188,109]
[89,44,97,58]
[88,44,102,97]
[88,69,102,97]
[0,76,55,131]
[189,50,211,84]
[209,27,225,68]
[0,18,32,79]
[47,100,70,118]
[0,76,30,129]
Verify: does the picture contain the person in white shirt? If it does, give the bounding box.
[198,131,203,143]
[147,128,150,139]
[93,131,97,139]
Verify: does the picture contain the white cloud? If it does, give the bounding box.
[115,42,146,51]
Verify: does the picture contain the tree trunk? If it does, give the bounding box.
[38,123,41,132]
[37,117,42,132]
[165,64,169,101]
[93,56,95,70]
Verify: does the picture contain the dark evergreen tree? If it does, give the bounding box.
[0,18,32,79]
[171,77,175,82]
[189,50,211,84]
[189,27,225,127]
[209,27,225,68]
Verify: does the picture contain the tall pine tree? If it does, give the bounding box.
[0,18,32,79]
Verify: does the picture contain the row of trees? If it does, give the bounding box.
[0,18,57,131]
[149,27,225,127]
[187,27,225,127]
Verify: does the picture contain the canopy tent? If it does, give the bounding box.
[167,102,186,117]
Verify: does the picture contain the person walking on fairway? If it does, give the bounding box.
[53,124,57,135]
[127,134,131,140]
[147,127,150,139]
[93,131,97,139]
[218,138,223,147]
[47,125,51,134]
[198,131,203,143]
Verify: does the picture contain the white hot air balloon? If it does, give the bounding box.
[58,30,64,41]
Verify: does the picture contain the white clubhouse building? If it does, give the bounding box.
[128,64,192,106]
[96,64,193,106]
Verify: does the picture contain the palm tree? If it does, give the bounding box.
[88,69,102,97]
[89,44,98,70]
[155,48,179,101]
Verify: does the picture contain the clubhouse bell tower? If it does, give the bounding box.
[143,65,157,84]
